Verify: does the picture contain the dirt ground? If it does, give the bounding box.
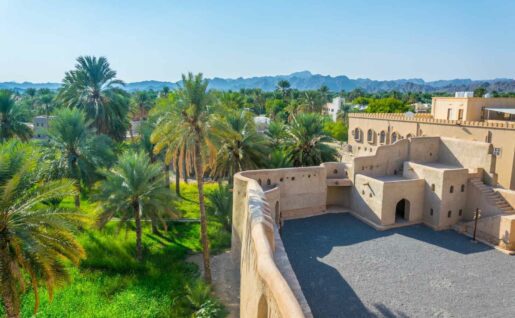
[188,251,240,317]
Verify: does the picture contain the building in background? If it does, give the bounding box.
[348,96,515,190]
[32,115,54,139]
[324,97,344,121]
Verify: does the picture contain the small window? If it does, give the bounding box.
[448,210,452,218]
[362,190,365,195]
[291,177,295,181]
[369,193,372,198]
[280,177,284,182]
[367,129,373,142]
[258,179,262,186]
[333,169,338,174]
[394,169,397,175]
[461,184,465,192]
[459,209,463,216]
[450,186,454,193]
[354,128,362,141]
[266,179,271,186]
[391,132,398,143]
[430,208,434,216]
[431,184,435,192]
[379,131,386,144]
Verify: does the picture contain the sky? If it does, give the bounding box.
[1,0,515,83]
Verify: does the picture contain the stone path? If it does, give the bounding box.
[282,213,515,318]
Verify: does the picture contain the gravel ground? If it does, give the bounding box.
[282,213,515,318]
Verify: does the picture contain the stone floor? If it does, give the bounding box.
[282,213,515,318]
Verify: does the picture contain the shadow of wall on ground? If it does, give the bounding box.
[281,213,492,317]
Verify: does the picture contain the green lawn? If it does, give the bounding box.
[8,182,230,318]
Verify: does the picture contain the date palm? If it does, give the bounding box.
[276,80,291,99]
[0,141,85,318]
[94,151,175,261]
[151,73,214,282]
[58,56,130,141]
[210,110,269,180]
[0,90,32,142]
[285,113,338,166]
[44,108,115,207]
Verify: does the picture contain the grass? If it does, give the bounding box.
[5,182,231,318]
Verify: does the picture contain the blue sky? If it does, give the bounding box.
[1,0,514,82]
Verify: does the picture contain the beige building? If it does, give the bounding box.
[232,137,515,317]
[348,97,515,190]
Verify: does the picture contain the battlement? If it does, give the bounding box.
[348,113,515,130]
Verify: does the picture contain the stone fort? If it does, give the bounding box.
[231,96,515,317]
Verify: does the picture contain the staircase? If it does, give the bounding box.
[454,178,515,247]
[470,178,515,214]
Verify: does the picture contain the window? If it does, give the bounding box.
[486,131,492,143]
[450,186,454,193]
[431,184,435,192]
[367,129,374,143]
[430,208,434,216]
[459,209,463,216]
[448,210,452,218]
[391,132,398,143]
[461,184,465,192]
[380,131,386,144]
[458,109,463,120]
[447,108,452,120]
[354,128,362,141]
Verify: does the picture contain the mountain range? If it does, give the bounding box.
[2,71,515,93]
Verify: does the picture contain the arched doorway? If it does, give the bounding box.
[395,199,410,221]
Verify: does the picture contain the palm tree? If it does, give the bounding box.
[94,151,175,261]
[0,141,85,318]
[151,73,214,282]
[299,90,325,113]
[268,149,293,168]
[276,80,291,99]
[130,91,153,121]
[58,56,130,141]
[206,185,233,232]
[0,90,32,142]
[266,120,287,148]
[285,113,338,166]
[210,110,269,181]
[44,108,115,207]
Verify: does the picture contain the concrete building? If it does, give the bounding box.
[32,115,54,139]
[232,98,515,317]
[348,96,515,190]
[323,97,344,121]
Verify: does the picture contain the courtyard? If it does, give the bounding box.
[282,213,515,318]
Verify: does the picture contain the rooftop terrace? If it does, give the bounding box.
[282,213,515,318]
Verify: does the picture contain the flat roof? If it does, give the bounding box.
[282,213,515,317]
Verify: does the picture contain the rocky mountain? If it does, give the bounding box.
[2,72,514,93]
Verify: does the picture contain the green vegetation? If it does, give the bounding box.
[0,90,32,142]
[5,54,462,317]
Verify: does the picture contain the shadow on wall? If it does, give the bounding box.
[281,213,491,318]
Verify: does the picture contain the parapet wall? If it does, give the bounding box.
[349,113,515,130]
[232,170,315,318]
